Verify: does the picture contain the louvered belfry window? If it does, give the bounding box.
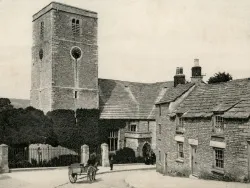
[72,18,80,37]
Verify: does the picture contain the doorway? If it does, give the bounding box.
[248,141,250,179]
[191,145,198,176]
[164,153,168,174]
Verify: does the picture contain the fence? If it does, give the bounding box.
[0,143,110,171]
[8,145,80,168]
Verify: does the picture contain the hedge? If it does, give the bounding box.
[0,105,58,147]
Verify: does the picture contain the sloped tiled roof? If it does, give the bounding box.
[175,78,250,119]
[9,98,30,109]
[156,83,195,104]
[99,78,173,119]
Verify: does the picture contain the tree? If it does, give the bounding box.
[208,72,233,84]
[1,106,58,147]
[0,98,13,111]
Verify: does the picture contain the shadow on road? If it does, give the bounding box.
[75,178,103,184]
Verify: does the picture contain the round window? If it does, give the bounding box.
[39,49,43,60]
[71,46,82,60]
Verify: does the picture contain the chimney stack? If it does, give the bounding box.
[191,58,203,83]
[174,67,185,87]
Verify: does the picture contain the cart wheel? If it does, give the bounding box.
[68,170,77,183]
[87,166,95,182]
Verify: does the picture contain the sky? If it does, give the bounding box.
[0,0,250,99]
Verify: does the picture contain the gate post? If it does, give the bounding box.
[0,144,9,173]
[81,144,89,165]
[101,143,109,167]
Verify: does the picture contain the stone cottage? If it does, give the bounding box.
[156,70,250,180]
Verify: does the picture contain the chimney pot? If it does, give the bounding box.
[179,67,183,74]
[176,67,180,75]
[194,59,199,66]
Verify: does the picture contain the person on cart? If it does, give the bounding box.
[87,152,99,180]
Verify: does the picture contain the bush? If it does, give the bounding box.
[9,160,32,168]
[135,156,145,163]
[199,168,249,183]
[114,147,136,164]
[167,166,191,177]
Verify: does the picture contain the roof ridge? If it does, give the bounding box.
[98,78,173,85]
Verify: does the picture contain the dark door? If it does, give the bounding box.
[191,146,198,176]
[164,153,167,174]
[248,141,250,179]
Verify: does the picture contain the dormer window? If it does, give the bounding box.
[213,115,224,134]
[176,115,184,133]
[72,18,80,37]
[40,22,44,40]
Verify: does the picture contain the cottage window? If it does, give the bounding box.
[177,142,184,158]
[129,124,137,132]
[176,116,184,133]
[40,21,44,40]
[159,105,162,116]
[214,148,224,169]
[72,18,80,36]
[158,124,161,134]
[213,116,224,134]
[147,121,150,132]
[108,130,118,152]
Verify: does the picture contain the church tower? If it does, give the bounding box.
[30,2,99,113]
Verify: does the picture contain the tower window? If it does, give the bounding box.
[74,91,78,99]
[40,22,44,40]
[71,46,82,60]
[39,49,43,60]
[72,18,80,37]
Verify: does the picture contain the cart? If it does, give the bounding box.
[68,163,97,183]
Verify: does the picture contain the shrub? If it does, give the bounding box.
[199,168,248,183]
[114,147,136,164]
[167,166,191,177]
[9,160,32,168]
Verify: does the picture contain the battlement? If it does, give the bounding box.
[33,1,97,21]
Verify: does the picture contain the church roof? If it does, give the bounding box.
[175,78,250,119]
[9,98,30,109]
[98,78,173,119]
[156,82,195,104]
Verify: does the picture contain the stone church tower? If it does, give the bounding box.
[30,2,99,113]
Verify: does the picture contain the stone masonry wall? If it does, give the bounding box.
[30,10,53,112]
[31,5,99,113]
[156,108,250,180]
[51,9,98,111]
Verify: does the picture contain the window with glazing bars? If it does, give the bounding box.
[108,130,118,152]
[177,142,184,158]
[214,148,224,169]
[214,116,224,134]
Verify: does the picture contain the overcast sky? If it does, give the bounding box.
[0,0,250,99]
